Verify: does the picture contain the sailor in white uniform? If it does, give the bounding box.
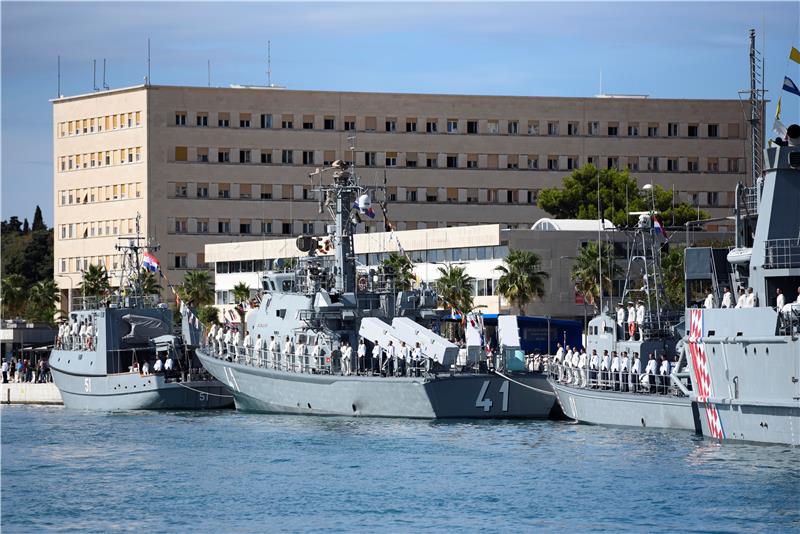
[384,340,396,376]
[207,324,218,351]
[311,339,322,373]
[577,349,588,387]
[659,355,671,394]
[223,328,233,358]
[600,350,611,389]
[284,336,294,372]
[554,343,564,381]
[243,330,252,365]
[745,287,757,308]
[86,320,95,350]
[776,288,786,310]
[630,352,642,392]
[721,287,734,308]
[357,339,367,374]
[610,351,621,391]
[735,288,746,308]
[627,302,637,340]
[635,301,645,340]
[153,357,163,373]
[255,334,264,366]
[571,348,581,385]
[563,345,573,384]
[400,341,411,376]
[589,349,600,387]
[78,320,87,350]
[703,290,715,309]
[341,341,351,375]
[616,303,626,340]
[296,339,307,373]
[644,353,658,393]
[412,342,423,377]
[165,355,174,372]
[268,336,279,369]
[371,340,382,375]
[620,351,630,392]
[216,327,225,356]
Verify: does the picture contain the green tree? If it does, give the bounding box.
[32,205,46,232]
[80,264,111,297]
[435,264,474,315]
[538,164,708,228]
[26,279,61,323]
[660,247,686,308]
[197,305,220,327]
[494,250,549,314]
[1,274,28,318]
[381,252,414,291]
[180,270,215,307]
[570,242,621,311]
[132,268,162,295]
[232,282,251,324]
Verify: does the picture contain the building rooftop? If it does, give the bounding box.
[531,218,616,232]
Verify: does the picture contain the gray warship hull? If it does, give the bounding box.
[550,380,697,431]
[50,356,232,411]
[197,349,556,418]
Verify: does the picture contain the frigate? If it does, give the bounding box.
[196,161,557,418]
[49,216,232,410]
[548,213,697,432]
[684,125,800,446]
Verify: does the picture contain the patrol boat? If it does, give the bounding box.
[49,217,232,410]
[684,125,800,446]
[195,161,557,418]
[548,212,696,431]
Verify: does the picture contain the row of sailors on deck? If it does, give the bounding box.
[615,301,646,341]
[205,324,430,376]
[56,317,97,351]
[708,286,800,310]
[554,343,674,393]
[134,355,175,375]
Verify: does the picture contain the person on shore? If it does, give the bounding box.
[1,359,8,383]
[721,287,733,308]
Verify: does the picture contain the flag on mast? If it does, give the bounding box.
[142,252,160,272]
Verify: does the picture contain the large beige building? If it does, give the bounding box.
[52,84,748,304]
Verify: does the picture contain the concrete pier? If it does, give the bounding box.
[1,383,63,405]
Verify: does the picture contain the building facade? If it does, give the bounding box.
[53,84,747,304]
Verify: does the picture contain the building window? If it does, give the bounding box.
[647,157,659,171]
[175,183,187,197]
[261,190,272,200]
[408,190,418,202]
[385,152,397,167]
[628,123,639,136]
[446,155,458,168]
[261,114,272,128]
[324,117,335,130]
[728,158,740,173]
[303,117,314,130]
[467,154,478,168]
[527,156,539,170]
[606,157,618,170]
[547,122,558,136]
[668,122,679,137]
[687,158,699,172]
[218,220,231,233]
[364,152,376,166]
[364,117,377,131]
[281,222,292,235]
[507,120,519,135]
[426,155,437,168]
[688,124,698,137]
[567,122,579,136]
[344,118,355,131]
[218,149,230,163]
[507,155,519,169]
[218,113,230,127]
[261,151,272,164]
[426,120,437,133]
[174,254,187,269]
[302,222,315,234]
[262,221,272,234]
[175,112,186,126]
[175,219,187,233]
[282,118,293,129]
[239,114,251,128]
[197,184,209,198]
[528,121,539,135]
[667,158,679,171]
[174,147,187,161]
[567,156,578,170]
[446,120,458,133]
[708,124,719,137]
[385,119,397,132]
[218,184,230,198]
[467,120,478,134]
[197,147,209,162]
[406,119,417,132]
[648,125,659,137]
[282,150,293,164]
[628,157,639,171]
[547,156,559,170]
[405,157,417,168]
[486,120,499,134]
[607,123,618,136]
[303,151,314,165]
[707,158,719,172]
[706,192,719,206]
[240,222,251,234]
[239,150,251,163]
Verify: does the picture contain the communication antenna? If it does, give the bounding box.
[57,55,61,97]
[103,59,110,90]
[267,40,272,87]
[147,38,151,86]
[93,59,99,91]
[207,59,211,87]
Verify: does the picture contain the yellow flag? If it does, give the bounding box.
[791,47,800,64]
[776,96,782,120]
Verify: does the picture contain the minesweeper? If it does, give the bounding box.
[49,217,232,410]
[196,161,557,418]
[684,125,800,446]
[548,213,696,432]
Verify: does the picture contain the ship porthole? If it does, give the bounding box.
[766,347,769,354]
[754,347,757,354]
[307,403,312,409]
[641,418,646,427]
[352,404,357,413]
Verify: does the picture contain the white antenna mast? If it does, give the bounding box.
[267,40,272,87]
[103,59,109,90]
[93,59,99,91]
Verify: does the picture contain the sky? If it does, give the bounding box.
[2,1,799,226]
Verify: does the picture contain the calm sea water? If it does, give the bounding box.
[2,405,799,533]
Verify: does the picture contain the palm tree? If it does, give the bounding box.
[134,268,162,295]
[232,282,251,324]
[494,250,549,314]
[570,242,620,312]
[1,274,28,318]
[80,264,110,297]
[435,264,474,315]
[381,252,414,290]
[26,280,61,323]
[180,270,215,308]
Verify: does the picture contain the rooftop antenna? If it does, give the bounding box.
[207,59,211,87]
[93,59,99,91]
[102,59,109,90]
[147,38,151,86]
[57,55,61,97]
[267,40,272,87]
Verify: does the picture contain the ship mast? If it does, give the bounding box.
[115,213,159,300]
[747,28,764,187]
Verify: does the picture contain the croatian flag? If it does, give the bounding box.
[142,252,160,272]
[652,215,668,238]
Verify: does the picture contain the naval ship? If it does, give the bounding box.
[684,125,800,446]
[548,213,696,431]
[49,217,232,410]
[196,161,557,418]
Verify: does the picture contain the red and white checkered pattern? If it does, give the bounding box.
[688,309,725,439]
